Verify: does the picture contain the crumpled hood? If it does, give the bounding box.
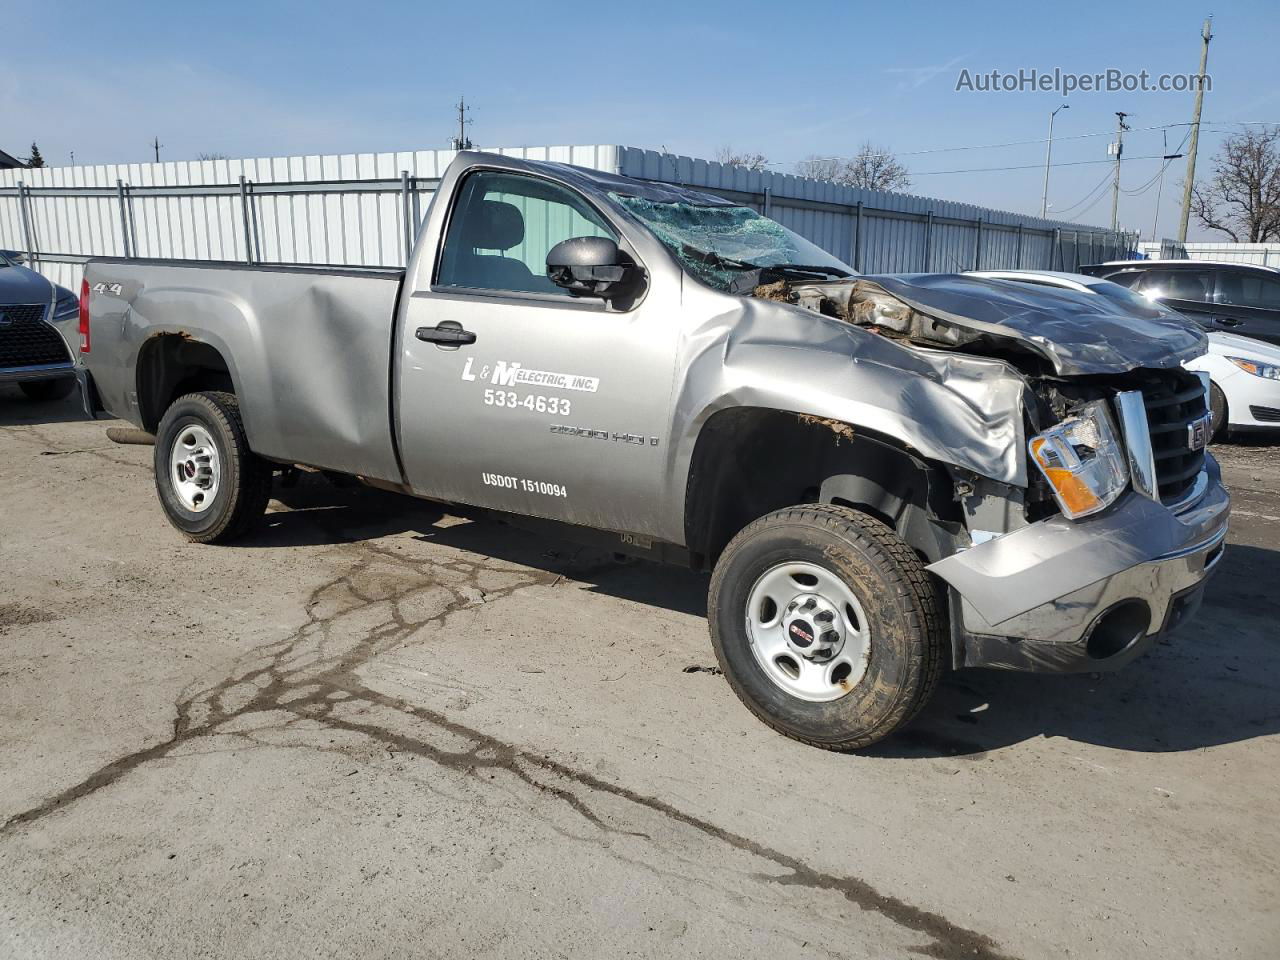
[850,273,1207,377]
[0,262,54,306]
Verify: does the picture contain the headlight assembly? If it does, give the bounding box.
[53,291,79,320]
[1029,400,1129,519]
[1227,356,1280,380]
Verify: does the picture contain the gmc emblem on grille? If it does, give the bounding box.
[1187,414,1211,452]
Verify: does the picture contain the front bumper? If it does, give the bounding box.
[0,361,76,385]
[929,459,1230,672]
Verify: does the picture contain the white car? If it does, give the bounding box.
[969,270,1280,440]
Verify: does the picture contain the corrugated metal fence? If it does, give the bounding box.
[1137,241,1280,267]
[0,144,1133,292]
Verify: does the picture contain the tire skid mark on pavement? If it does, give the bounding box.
[2,438,1016,960]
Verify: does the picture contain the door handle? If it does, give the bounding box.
[1212,317,1242,327]
[416,321,477,346]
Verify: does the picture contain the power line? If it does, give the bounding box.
[1121,129,1192,196]
[1066,178,1118,223]
[768,120,1278,170]
[908,153,1188,177]
[1052,168,1115,215]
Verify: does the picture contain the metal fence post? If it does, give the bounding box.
[852,201,864,272]
[923,211,934,271]
[973,217,984,270]
[1053,228,1063,270]
[16,181,36,264]
[238,175,254,264]
[763,186,772,219]
[116,179,133,259]
[401,170,413,266]
[1015,224,1024,268]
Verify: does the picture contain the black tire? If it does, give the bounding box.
[18,377,76,402]
[154,391,271,544]
[1209,383,1228,442]
[708,504,944,751]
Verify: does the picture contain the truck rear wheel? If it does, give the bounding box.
[708,504,944,751]
[154,391,271,544]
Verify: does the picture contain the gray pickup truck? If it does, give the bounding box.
[77,151,1229,750]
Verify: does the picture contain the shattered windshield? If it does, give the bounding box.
[610,194,853,292]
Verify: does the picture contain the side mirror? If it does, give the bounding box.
[546,236,634,298]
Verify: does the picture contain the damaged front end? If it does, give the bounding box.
[751,272,1229,673]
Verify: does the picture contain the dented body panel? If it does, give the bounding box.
[82,261,404,480]
[81,150,1229,677]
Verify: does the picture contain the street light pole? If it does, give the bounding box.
[1040,103,1069,218]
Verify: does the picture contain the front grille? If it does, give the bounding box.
[1250,405,1280,423]
[1142,371,1208,505]
[0,304,71,369]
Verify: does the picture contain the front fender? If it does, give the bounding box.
[660,288,1028,542]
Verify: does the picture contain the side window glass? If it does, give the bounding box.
[437,171,616,296]
[1139,270,1211,302]
[1218,272,1280,309]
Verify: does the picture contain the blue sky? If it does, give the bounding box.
[5,0,1277,239]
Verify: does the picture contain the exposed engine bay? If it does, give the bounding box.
[746,271,1214,521]
[749,272,1207,378]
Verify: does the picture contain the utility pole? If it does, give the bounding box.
[1040,103,1069,218]
[1110,111,1129,232]
[1177,17,1213,242]
[152,136,162,163]
[450,97,473,151]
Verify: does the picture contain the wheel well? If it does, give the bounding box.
[136,334,235,432]
[684,408,963,568]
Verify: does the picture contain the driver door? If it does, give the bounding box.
[396,169,679,536]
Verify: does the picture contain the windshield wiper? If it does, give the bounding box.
[680,244,850,279]
[765,263,852,278]
[680,244,757,270]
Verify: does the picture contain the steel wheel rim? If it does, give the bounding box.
[745,561,872,702]
[168,424,220,513]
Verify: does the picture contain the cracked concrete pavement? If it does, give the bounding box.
[2,385,1278,959]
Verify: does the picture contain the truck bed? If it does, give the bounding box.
[85,258,406,482]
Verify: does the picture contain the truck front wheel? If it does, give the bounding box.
[708,504,944,751]
[154,391,271,544]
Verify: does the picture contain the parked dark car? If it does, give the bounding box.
[0,250,79,401]
[1081,259,1280,346]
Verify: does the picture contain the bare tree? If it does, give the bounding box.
[796,142,911,192]
[1191,126,1280,242]
[715,146,769,172]
[794,156,844,182]
[196,152,231,161]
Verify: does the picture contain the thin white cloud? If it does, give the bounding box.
[885,53,971,91]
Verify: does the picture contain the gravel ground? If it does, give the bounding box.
[2,385,1277,960]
